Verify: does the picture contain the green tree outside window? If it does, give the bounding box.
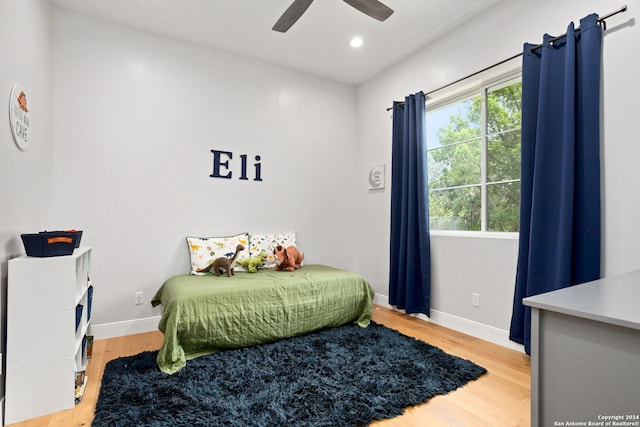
[427,78,522,232]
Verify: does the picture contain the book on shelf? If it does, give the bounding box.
[87,335,94,359]
[75,304,84,331]
[75,374,88,404]
[75,370,85,388]
[87,285,94,320]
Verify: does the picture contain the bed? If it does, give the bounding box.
[151,264,374,374]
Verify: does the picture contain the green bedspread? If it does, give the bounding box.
[151,264,374,374]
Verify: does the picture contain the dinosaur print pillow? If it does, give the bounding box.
[187,233,250,275]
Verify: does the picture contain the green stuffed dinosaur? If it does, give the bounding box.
[236,253,267,273]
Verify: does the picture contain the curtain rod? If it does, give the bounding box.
[386,5,628,111]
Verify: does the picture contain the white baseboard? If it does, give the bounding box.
[92,316,162,340]
[374,293,524,352]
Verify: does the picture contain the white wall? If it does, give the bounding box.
[0,0,53,405]
[356,0,640,348]
[4,0,638,355]
[50,9,359,335]
[0,0,53,286]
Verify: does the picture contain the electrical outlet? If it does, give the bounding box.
[134,291,144,305]
[472,293,480,307]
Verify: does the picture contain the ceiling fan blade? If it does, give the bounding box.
[342,0,394,22]
[272,0,315,33]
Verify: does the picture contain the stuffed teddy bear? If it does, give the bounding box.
[273,245,304,272]
[236,253,267,273]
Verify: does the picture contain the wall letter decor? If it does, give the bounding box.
[210,150,233,179]
[210,150,263,181]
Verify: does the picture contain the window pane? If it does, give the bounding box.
[487,82,522,135]
[426,96,481,150]
[487,129,521,182]
[429,186,481,231]
[428,140,481,188]
[487,181,520,232]
[426,76,521,233]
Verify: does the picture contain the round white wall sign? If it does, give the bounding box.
[9,84,31,150]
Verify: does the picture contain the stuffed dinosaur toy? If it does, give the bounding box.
[236,253,267,273]
[196,244,244,277]
[273,245,304,272]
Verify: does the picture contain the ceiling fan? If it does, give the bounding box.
[272,0,394,33]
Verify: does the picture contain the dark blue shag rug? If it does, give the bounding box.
[93,322,486,427]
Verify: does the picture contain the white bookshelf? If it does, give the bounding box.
[4,247,93,425]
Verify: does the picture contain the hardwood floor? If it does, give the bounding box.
[369,306,531,427]
[8,305,530,426]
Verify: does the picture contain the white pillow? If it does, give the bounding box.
[187,233,250,275]
[248,233,298,269]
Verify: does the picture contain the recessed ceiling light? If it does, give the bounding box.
[350,36,364,48]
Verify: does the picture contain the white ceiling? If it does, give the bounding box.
[50,0,503,85]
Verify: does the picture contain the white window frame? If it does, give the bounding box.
[426,70,522,237]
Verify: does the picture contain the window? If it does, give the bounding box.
[427,75,522,232]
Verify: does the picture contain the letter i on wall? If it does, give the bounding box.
[254,156,262,181]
